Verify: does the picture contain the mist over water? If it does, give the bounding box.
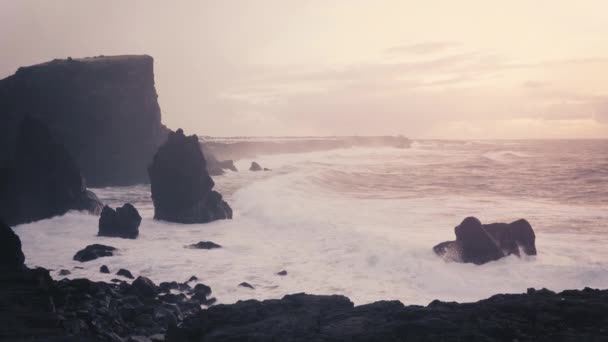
[14,139,608,305]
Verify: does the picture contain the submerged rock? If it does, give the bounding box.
[148,128,232,224]
[433,216,537,264]
[117,268,135,279]
[238,282,255,289]
[186,241,222,249]
[73,244,117,262]
[58,269,71,276]
[98,203,142,239]
[249,161,262,171]
[0,117,103,226]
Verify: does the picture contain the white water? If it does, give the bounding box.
[14,140,608,305]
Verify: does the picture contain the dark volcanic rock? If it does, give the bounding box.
[100,265,110,274]
[0,117,103,226]
[186,241,222,250]
[148,128,232,224]
[168,290,608,342]
[131,276,159,298]
[117,268,135,279]
[58,269,71,276]
[73,244,116,262]
[238,282,255,289]
[0,220,25,270]
[98,203,142,239]
[0,55,168,187]
[249,161,262,171]
[276,270,288,276]
[433,216,537,264]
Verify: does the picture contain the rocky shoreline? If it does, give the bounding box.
[3,218,607,341]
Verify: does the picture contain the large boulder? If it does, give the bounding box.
[0,55,169,187]
[0,117,103,226]
[98,203,142,239]
[148,129,232,224]
[0,220,26,270]
[73,244,117,262]
[433,217,537,264]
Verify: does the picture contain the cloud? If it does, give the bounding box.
[386,42,461,55]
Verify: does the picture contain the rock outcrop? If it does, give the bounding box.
[0,219,25,270]
[0,117,103,226]
[168,289,608,341]
[148,128,232,224]
[98,203,142,239]
[433,217,537,264]
[0,55,168,186]
[73,244,117,262]
[249,161,262,171]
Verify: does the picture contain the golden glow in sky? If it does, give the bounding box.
[1,0,607,138]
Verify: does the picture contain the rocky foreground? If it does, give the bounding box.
[2,218,608,341]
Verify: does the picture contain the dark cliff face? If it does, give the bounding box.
[0,55,167,186]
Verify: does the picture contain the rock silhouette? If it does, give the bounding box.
[0,55,168,186]
[98,203,142,239]
[433,217,537,264]
[0,117,102,226]
[148,128,232,224]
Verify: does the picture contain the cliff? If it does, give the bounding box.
[0,55,168,186]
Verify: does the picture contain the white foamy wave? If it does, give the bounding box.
[481,150,532,163]
[12,140,608,306]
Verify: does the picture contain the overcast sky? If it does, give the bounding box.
[1,0,607,138]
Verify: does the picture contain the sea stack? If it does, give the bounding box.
[148,128,232,223]
[433,217,537,264]
[0,55,168,186]
[98,204,142,239]
[0,117,103,226]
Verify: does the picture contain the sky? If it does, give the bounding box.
[1,0,607,138]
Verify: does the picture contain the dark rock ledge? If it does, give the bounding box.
[2,220,607,341]
[168,290,608,342]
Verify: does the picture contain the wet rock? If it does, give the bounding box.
[0,117,103,226]
[276,270,288,276]
[249,161,262,171]
[238,282,255,289]
[117,269,135,279]
[148,128,232,224]
[73,244,117,262]
[131,276,159,298]
[192,283,211,298]
[186,241,222,249]
[433,216,537,264]
[100,265,110,274]
[98,203,142,239]
[168,291,608,341]
[58,269,71,276]
[186,275,198,283]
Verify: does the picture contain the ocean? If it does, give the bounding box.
[14,139,608,305]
